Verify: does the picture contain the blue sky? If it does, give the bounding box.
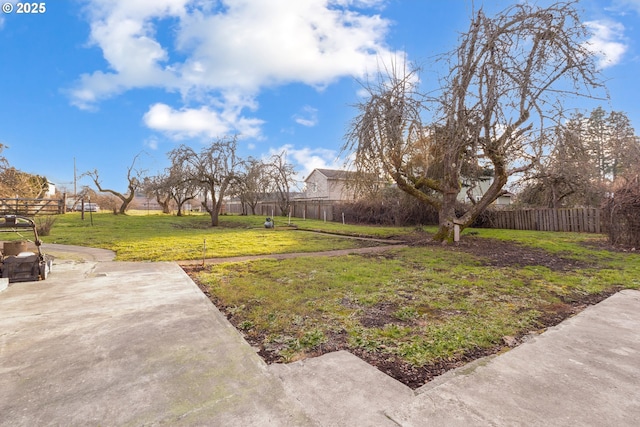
[1,0,639,193]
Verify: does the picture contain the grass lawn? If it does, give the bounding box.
[42,212,392,261]
[191,225,640,387]
[41,211,640,387]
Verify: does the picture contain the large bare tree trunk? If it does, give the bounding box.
[434,190,459,242]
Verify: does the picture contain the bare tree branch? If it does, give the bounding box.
[343,1,604,242]
[85,153,145,214]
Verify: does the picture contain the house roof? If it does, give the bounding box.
[307,168,356,181]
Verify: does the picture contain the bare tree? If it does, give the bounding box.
[344,1,603,241]
[0,168,49,198]
[232,157,271,215]
[518,120,599,208]
[143,174,173,214]
[170,178,199,217]
[267,151,297,215]
[519,108,639,208]
[0,143,7,171]
[0,144,51,198]
[603,162,640,247]
[74,186,120,212]
[85,153,144,214]
[145,155,201,216]
[169,136,242,226]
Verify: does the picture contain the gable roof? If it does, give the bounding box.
[307,168,356,181]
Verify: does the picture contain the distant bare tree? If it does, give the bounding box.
[0,143,7,171]
[518,120,599,208]
[344,1,603,241]
[165,152,201,216]
[74,186,119,212]
[267,151,297,215]
[169,136,242,226]
[232,157,270,215]
[519,108,639,208]
[145,155,200,216]
[0,143,50,198]
[143,174,173,214]
[85,153,145,214]
[0,168,49,198]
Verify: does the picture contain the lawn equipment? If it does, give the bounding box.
[0,215,52,283]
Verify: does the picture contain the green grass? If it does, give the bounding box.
[294,218,418,238]
[42,213,378,261]
[196,227,640,367]
[38,212,640,376]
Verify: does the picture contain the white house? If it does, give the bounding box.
[458,176,512,206]
[303,169,358,200]
[303,168,512,206]
[46,181,56,197]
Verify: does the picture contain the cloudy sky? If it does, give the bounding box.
[1,0,638,191]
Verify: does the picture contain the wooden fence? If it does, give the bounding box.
[226,200,605,233]
[225,200,337,221]
[0,198,66,215]
[484,208,602,233]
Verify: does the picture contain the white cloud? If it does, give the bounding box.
[142,103,264,140]
[144,135,160,150]
[611,0,640,15]
[293,106,319,127]
[585,19,628,69]
[71,0,401,139]
[175,1,394,92]
[332,0,387,7]
[269,144,343,183]
[69,0,189,109]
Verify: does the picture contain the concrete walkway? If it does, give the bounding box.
[388,288,640,426]
[1,245,639,426]
[1,246,313,426]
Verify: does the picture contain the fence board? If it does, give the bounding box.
[0,198,65,215]
[225,200,337,221]
[557,209,564,231]
[485,208,603,233]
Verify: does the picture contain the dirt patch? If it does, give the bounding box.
[181,237,621,390]
[403,232,595,271]
[359,302,401,328]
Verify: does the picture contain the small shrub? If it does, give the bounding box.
[35,215,57,236]
[299,329,327,349]
[603,174,640,248]
[334,187,439,226]
[238,320,254,331]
